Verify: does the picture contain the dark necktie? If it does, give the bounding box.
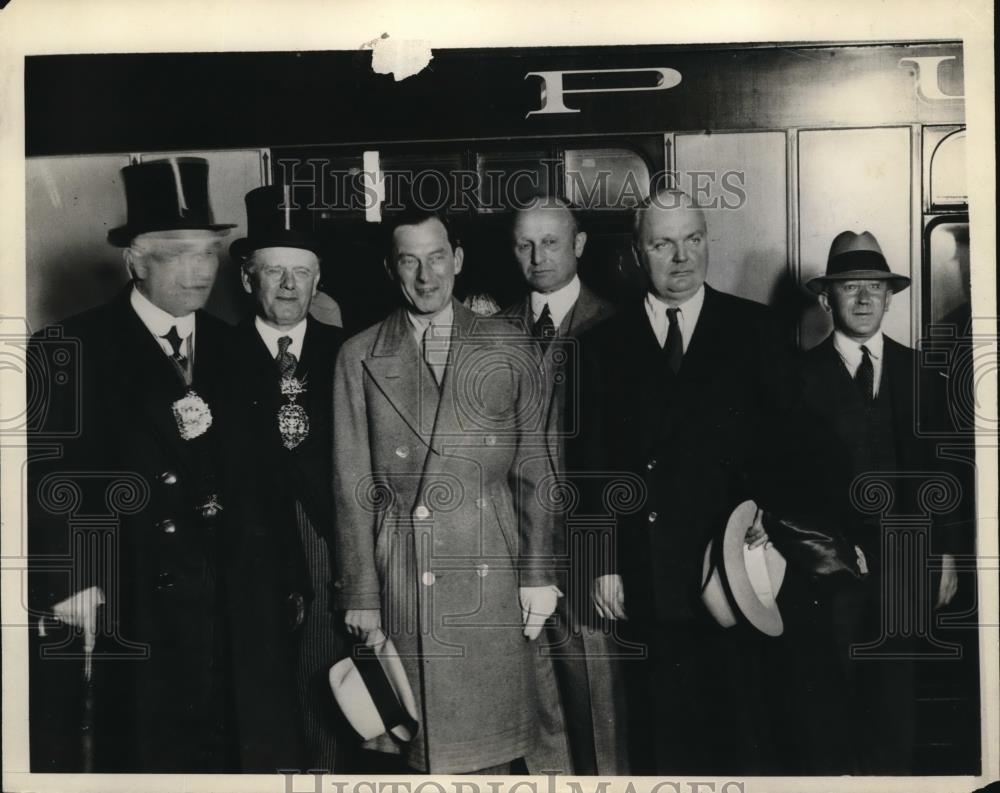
[276,335,298,379]
[534,303,556,346]
[663,308,683,374]
[161,325,191,385]
[856,344,875,403]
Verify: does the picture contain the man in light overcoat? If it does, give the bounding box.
[332,208,559,774]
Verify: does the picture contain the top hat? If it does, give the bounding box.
[107,157,236,246]
[329,634,419,743]
[806,230,911,294]
[701,500,788,637]
[229,185,323,261]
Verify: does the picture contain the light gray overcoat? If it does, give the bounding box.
[332,299,555,773]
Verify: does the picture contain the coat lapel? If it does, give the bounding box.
[564,283,613,338]
[107,292,209,481]
[363,307,439,451]
[237,316,283,424]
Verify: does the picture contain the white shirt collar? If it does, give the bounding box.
[832,329,885,396]
[407,301,455,346]
[530,275,581,331]
[833,328,884,364]
[130,285,195,354]
[255,315,308,360]
[643,284,706,351]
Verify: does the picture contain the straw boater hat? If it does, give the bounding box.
[329,635,419,742]
[701,500,788,637]
[806,230,911,295]
[229,184,324,261]
[107,157,235,246]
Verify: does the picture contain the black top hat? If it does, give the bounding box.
[107,157,236,247]
[806,230,911,294]
[229,185,323,261]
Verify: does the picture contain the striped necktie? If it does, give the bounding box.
[276,335,298,379]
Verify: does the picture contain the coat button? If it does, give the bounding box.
[484,434,497,446]
[476,563,489,578]
[648,511,658,523]
[156,572,175,590]
[157,470,178,485]
[421,571,436,586]
[395,446,409,459]
[646,459,657,471]
[157,519,176,534]
[413,505,431,520]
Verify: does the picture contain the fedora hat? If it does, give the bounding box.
[107,157,235,246]
[806,230,911,295]
[701,500,788,636]
[229,185,323,261]
[329,635,419,742]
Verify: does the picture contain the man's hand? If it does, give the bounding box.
[937,553,958,608]
[46,586,105,680]
[519,586,561,640]
[744,508,769,549]
[344,608,383,646]
[592,574,626,621]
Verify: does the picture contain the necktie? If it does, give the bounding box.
[162,325,191,385]
[276,335,298,379]
[856,344,875,403]
[533,303,557,346]
[663,308,683,374]
[422,324,446,387]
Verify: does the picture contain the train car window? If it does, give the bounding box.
[379,152,467,215]
[563,148,649,209]
[271,151,366,221]
[475,150,552,211]
[926,219,971,326]
[929,130,967,209]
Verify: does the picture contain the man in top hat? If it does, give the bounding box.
[332,207,558,774]
[570,189,835,774]
[797,230,960,773]
[27,158,301,772]
[228,184,347,771]
[497,195,626,775]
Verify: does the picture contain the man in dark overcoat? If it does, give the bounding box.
[332,208,558,774]
[571,189,835,775]
[27,158,301,772]
[498,196,625,775]
[797,230,961,774]
[229,185,347,770]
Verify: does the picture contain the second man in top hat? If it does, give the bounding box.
[229,185,348,770]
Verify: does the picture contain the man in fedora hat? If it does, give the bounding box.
[797,229,961,773]
[228,184,349,771]
[332,207,558,774]
[570,189,838,775]
[27,158,301,772]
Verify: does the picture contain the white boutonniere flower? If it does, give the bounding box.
[171,390,213,440]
